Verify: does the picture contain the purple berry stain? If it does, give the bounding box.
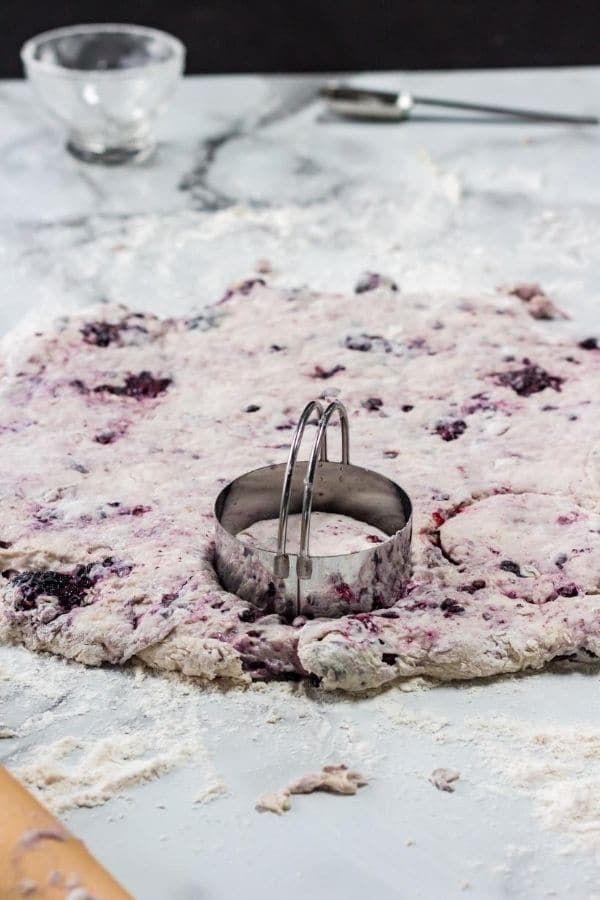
[354,272,398,294]
[311,364,346,380]
[362,397,383,412]
[131,505,151,516]
[345,335,373,352]
[9,561,109,614]
[94,431,117,445]
[435,420,467,442]
[81,321,124,348]
[459,579,486,594]
[335,583,355,603]
[93,371,171,400]
[557,583,579,597]
[440,598,465,617]
[218,278,266,305]
[494,360,563,396]
[344,334,393,353]
[463,393,498,415]
[578,337,598,350]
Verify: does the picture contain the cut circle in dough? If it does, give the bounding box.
[238,512,389,557]
[439,492,600,599]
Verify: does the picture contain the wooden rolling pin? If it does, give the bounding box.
[0,766,132,899]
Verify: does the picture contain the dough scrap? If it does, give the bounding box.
[429,768,460,792]
[255,790,292,815]
[256,764,367,814]
[1,283,599,691]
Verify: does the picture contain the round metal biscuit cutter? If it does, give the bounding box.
[214,400,413,621]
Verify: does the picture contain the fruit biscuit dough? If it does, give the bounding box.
[0,281,599,692]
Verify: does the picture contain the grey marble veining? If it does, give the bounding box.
[1,68,600,900]
[1,68,600,337]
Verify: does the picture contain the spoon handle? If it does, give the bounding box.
[412,94,599,125]
[321,83,598,125]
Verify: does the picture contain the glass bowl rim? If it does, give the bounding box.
[20,23,185,79]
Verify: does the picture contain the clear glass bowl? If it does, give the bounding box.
[21,24,185,164]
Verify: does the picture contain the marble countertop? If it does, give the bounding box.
[1,68,600,899]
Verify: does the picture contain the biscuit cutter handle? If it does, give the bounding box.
[274,399,349,582]
[273,399,324,579]
[297,400,349,579]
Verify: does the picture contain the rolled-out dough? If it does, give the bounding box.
[1,281,599,691]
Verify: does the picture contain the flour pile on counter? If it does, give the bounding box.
[462,708,600,858]
[2,653,225,814]
[0,280,599,691]
[14,732,203,814]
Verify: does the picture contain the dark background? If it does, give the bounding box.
[3,0,599,78]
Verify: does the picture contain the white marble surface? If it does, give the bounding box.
[1,68,600,899]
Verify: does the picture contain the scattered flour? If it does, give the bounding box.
[14,732,205,814]
[194,779,228,804]
[2,652,227,815]
[464,715,600,858]
[375,693,451,736]
[371,680,600,859]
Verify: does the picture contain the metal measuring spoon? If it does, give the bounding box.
[321,82,599,125]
